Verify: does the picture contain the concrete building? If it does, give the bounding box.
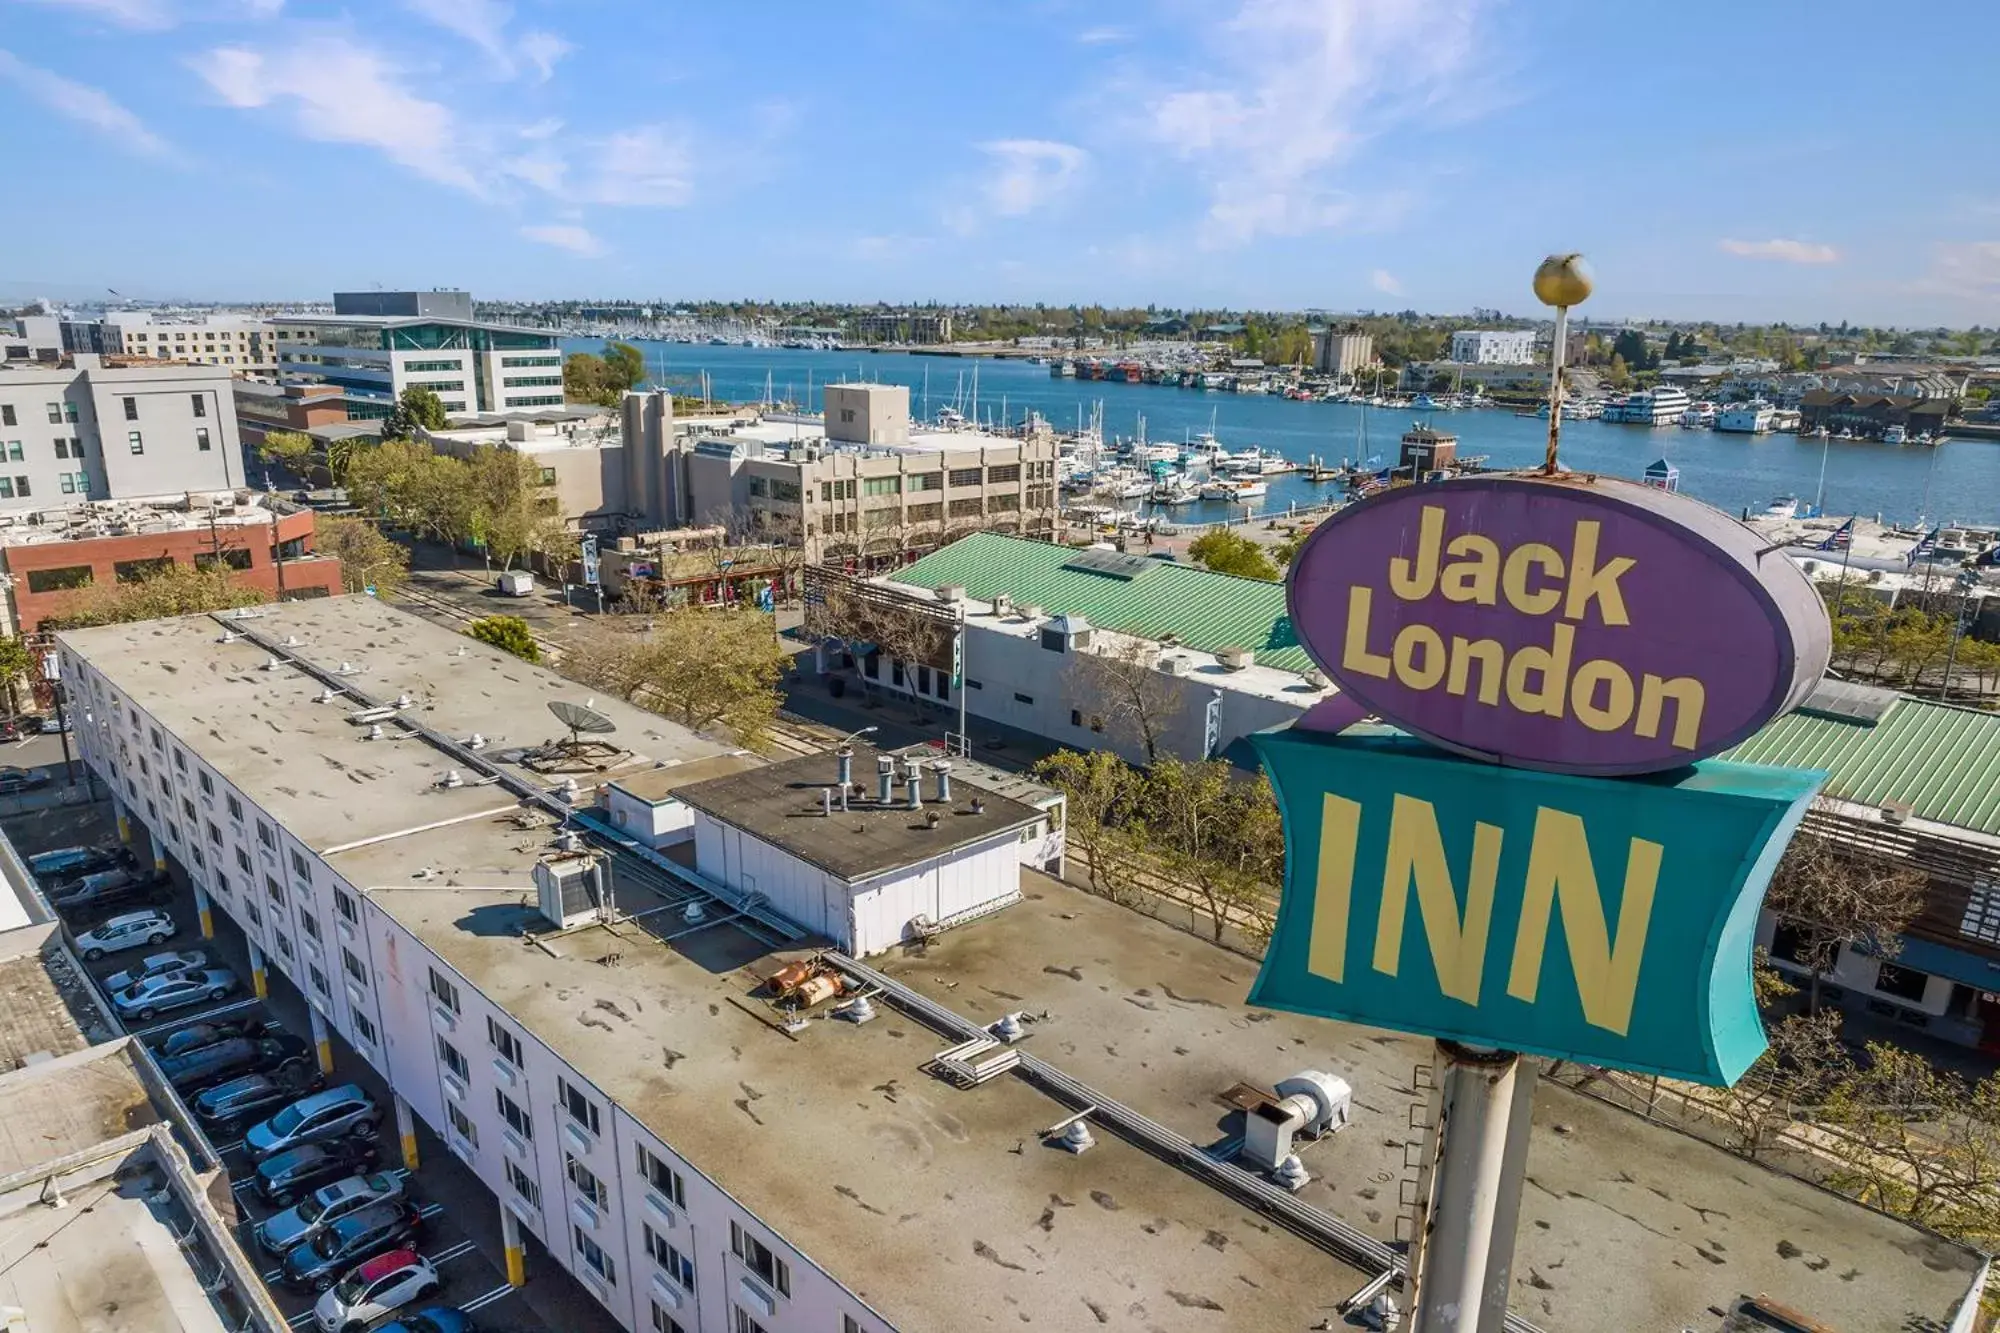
[52,596,1990,1333]
[2,313,63,365]
[96,312,278,376]
[848,311,952,344]
[272,301,565,422]
[1449,328,1538,364]
[232,380,354,457]
[0,492,341,634]
[423,407,626,530]
[1312,329,1375,376]
[0,356,245,509]
[635,384,1060,565]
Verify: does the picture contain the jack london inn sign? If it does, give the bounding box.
[1252,474,1833,1084]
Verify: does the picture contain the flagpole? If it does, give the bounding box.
[1830,518,1855,625]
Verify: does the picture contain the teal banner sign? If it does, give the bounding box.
[1251,725,1826,1085]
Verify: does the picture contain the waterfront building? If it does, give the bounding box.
[1312,330,1375,376]
[271,290,565,422]
[848,310,953,344]
[0,355,245,509]
[1603,384,1691,424]
[1448,328,1537,364]
[1798,390,1955,438]
[0,492,339,635]
[52,596,1989,1333]
[93,312,280,377]
[1716,400,1776,433]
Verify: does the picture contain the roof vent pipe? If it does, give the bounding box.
[836,747,853,788]
[877,756,896,805]
[931,760,952,803]
[821,787,833,817]
[839,782,849,813]
[906,773,922,810]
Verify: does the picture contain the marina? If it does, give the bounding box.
[566,338,2000,528]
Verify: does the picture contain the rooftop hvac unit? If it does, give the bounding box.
[1156,654,1190,676]
[533,853,602,930]
[1880,800,1913,825]
[1241,1070,1352,1171]
[1217,646,1255,671]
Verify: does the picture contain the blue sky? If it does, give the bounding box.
[2,0,1997,324]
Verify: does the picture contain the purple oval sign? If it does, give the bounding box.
[1288,475,1831,775]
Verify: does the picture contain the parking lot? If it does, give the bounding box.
[8,779,622,1333]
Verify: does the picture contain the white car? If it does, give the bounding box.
[104,948,209,993]
[312,1248,441,1332]
[74,909,176,961]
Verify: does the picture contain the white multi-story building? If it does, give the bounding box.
[1313,330,1375,376]
[98,313,279,376]
[0,356,244,509]
[1449,328,1537,364]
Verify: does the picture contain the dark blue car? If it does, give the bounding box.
[379,1311,474,1333]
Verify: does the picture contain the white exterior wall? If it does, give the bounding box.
[605,787,696,848]
[1755,911,1955,1017]
[1450,330,1537,365]
[56,642,894,1333]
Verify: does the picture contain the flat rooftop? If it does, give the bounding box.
[606,753,764,805]
[0,495,302,547]
[672,743,1043,881]
[0,940,101,1067]
[0,1041,160,1178]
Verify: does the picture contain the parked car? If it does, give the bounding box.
[280,1201,422,1291]
[193,1065,325,1134]
[255,1171,407,1256]
[48,867,170,916]
[111,965,237,1021]
[313,1249,442,1332]
[246,1085,380,1163]
[153,1015,269,1060]
[74,909,175,961]
[0,767,49,795]
[104,948,210,993]
[0,716,29,742]
[254,1140,382,1208]
[159,1034,307,1093]
[36,714,68,735]
[29,844,133,881]
[377,1311,475,1333]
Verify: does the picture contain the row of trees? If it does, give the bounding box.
[343,439,575,573]
[1823,582,2000,697]
[563,342,646,406]
[562,609,789,746]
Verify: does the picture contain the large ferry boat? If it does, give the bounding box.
[1604,385,1691,425]
[1716,400,1776,434]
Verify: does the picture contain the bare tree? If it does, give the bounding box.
[1711,1009,1850,1160]
[1064,634,1186,764]
[1763,812,1927,1012]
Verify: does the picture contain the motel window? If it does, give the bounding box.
[352,1011,377,1046]
[298,911,321,942]
[566,1154,608,1208]
[334,887,359,925]
[121,396,138,420]
[652,1305,687,1333]
[488,1016,523,1068]
[506,1158,540,1207]
[734,1309,769,1333]
[574,1227,616,1284]
[497,1090,533,1140]
[730,1221,790,1296]
[558,1078,601,1135]
[255,819,275,849]
[265,876,283,906]
[190,394,206,418]
[307,964,329,996]
[128,430,143,454]
[341,948,367,986]
[644,1225,695,1290]
[446,1101,478,1147]
[196,427,211,452]
[637,1146,686,1208]
[429,967,461,1015]
[199,770,213,796]
[437,1036,469,1081]
[290,849,311,881]
[227,793,243,821]
[235,848,252,874]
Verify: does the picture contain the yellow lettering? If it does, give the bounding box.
[1636,674,1706,751]
[1392,624,1446,690]
[1564,520,1636,627]
[1342,586,1392,679]
[1388,505,1445,601]
[1373,794,1502,1007]
[1440,534,1500,605]
[1308,795,1362,983]
[1504,622,1574,720]
[1501,542,1565,616]
[1570,659,1635,732]
[1506,807,1660,1036]
[1446,636,1504,705]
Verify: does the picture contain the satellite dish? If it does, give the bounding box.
[549,699,618,743]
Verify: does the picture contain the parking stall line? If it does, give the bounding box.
[458,1282,513,1314]
[287,1309,316,1329]
[427,1239,478,1267]
[417,1203,443,1219]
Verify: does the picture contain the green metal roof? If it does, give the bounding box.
[1721,695,2000,836]
[896,533,1311,672]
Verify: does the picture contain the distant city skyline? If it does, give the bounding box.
[2,0,1996,326]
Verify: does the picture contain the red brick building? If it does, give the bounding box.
[1,498,344,635]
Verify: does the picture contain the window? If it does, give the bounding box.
[196,427,211,452]
[566,1153,607,1208]
[206,821,221,846]
[1960,879,2000,945]
[122,396,137,421]
[1875,962,1929,1003]
[63,402,76,423]
[909,472,943,491]
[25,566,91,594]
[733,1310,768,1333]
[497,1090,533,1140]
[862,476,901,496]
[574,1227,616,1285]
[226,793,243,821]
[1013,692,1034,705]
[0,478,12,499]
[242,897,262,926]
[429,967,461,1015]
[4,441,19,462]
[298,911,321,942]
[488,1016,523,1067]
[198,770,213,796]
[559,1079,601,1135]
[289,849,311,881]
[46,402,61,424]
[987,463,1020,483]
[173,748,187,774]
[644,1225,695,1290]
[506,1158,540,1207]
[730,1222,790,1296]
[265,875,283,906]
[307,964,329,996]
[437,1036,468,1081]
[637,1146,685,1208]
[13,477,27,498]
[446,1101,478,1147]
[0,406,11,427]
[53,438,68,460]
[1070,708,1083,727]
[747,477,768,498]
[190,394,206,418]
[341,948,368,986]
[352,1011,378,1045]
[271,929,294,961]
[948,467,982,487]
[255,819,275,849]
[180,797,197,822]
[235,848,252,874]
[651,1304,687,1333]
[334,887,358,925]
[128,431,143,454]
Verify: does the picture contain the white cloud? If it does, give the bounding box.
[521,223,604,257]
[1076,25,1129,44]
[1371,268,1404,296]
[402,0,571,81]
[13,0,173,29]
[0,48,176,157]
[1718,237,1840,264]
[978,138,1088,218]
[1913,241,2000,299]
[574,126,692,207]
[194,37,483,196]
[1136,0,1488,246]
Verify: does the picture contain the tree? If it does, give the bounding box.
[1186,529,1278,581]
[257,430,316,479]
[1711,1009,1850,1160]
[1271,527,1313,568]
[314,514,411,595]
[0,636,33,717]
[45,563,267,630]
[1031,748,1147,905]
[564,344,646,407]
[1064,635,1185,764]
[602,341,646,394]
[1611,329,1652,371]
[465,615,541,663]
[1604,353,1632,389]
[380,385,448,441]
[1762,819,1925,1013]
[563,609,787,745]
[1823,1045,2000,1244]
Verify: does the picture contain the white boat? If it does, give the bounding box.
[1097,469,1153,500]
[1050,360,1076,378]
[1197,371,1230,390]
[1716,401,1776,434]
[1883,424,1908,446]
[1606,386,1691,425]
[1760,496,1801,519]
[1150,474,1203,505]
[1678,402,1717,429]
[1199,477,1268,501]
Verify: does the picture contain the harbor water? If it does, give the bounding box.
[567,339,2000,528]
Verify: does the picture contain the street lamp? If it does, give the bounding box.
[1533,253,1594,474]
[837,724,879,749]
